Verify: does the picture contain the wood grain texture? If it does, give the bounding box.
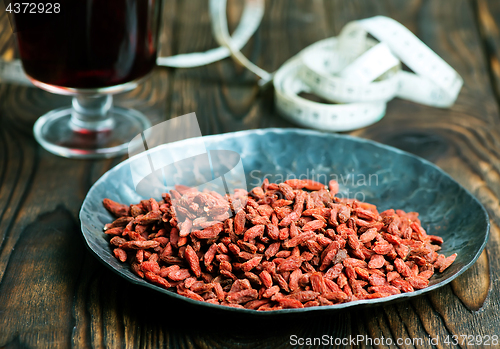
[0,4,15,62]
[475,0,500,107]
[1,0,500,348]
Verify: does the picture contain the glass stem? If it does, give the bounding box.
[70,95,115,131]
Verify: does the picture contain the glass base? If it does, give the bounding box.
[33,106,151,159]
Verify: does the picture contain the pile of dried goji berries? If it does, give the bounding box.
[103,178,456,311]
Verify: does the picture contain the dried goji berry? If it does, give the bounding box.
[104,179,455,310]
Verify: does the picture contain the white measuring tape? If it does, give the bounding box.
[1,0,462,132]
[204,0,463,131]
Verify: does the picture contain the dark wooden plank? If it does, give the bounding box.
[0,0,500,348]
[169,0,330,135]
[475,0,500,108]
[0,106,39,289]
[450,249,490,311]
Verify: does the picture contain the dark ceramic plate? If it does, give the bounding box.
[79,128,489,315]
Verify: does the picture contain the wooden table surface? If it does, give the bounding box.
[1,0,500,348]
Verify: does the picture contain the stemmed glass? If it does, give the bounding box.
[13,0,162,158]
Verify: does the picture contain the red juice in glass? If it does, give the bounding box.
[15,0,161,89]
[11,0,162,159]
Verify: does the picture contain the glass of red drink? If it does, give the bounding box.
[13,0,162,158]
